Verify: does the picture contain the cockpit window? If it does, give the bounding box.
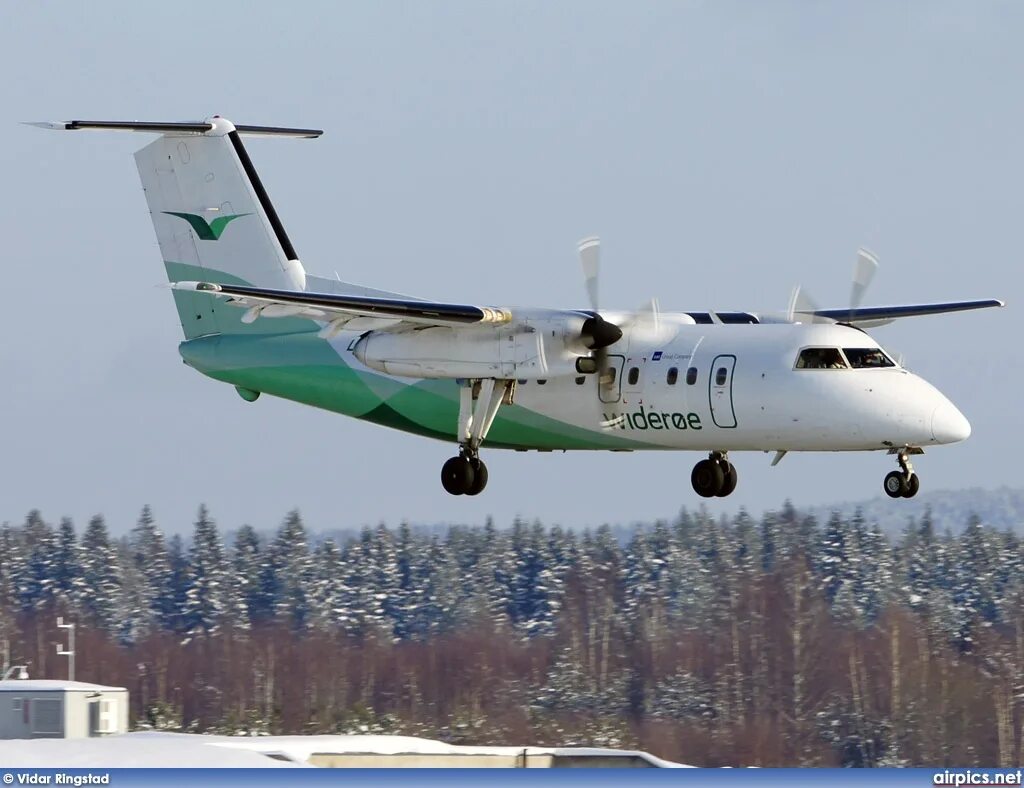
[795,347,848,370]
[843,348,896,368]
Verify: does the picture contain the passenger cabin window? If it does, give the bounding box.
[796,347,848,370]
[605,367,617,384]
[686,367,698,385]
[627,367,639,385]
[666,367,679,385]
[715,367,728,386]
[537,379,547,385]
[575,376,585,385]
[843,348,896,368]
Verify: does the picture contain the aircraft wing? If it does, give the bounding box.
[805,298,1005,328]
[171,281,513,334]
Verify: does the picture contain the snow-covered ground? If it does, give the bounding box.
[0,732,309,767]
[0,731,689,768]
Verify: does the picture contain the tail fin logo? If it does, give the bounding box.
[163,211,251,241]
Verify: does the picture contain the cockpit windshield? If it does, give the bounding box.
[843,348,896,368]
[795,347,848,369]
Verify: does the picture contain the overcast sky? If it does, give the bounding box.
[1,2,1019,536]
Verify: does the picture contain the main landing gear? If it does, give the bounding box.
[884,447,921,499]
[441,451,489,496]
[691,452,738,498]
[441,379,514,496]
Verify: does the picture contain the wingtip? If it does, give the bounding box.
[22,121,69,130]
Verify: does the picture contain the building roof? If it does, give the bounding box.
[151,733,692,767]
[0,679,126,693]
[0,732,690,768]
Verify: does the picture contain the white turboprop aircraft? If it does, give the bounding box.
[37,117,1004,498]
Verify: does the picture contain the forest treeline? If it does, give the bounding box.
[0,503,1021,767]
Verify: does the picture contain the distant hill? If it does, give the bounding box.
[804,486,1024,536]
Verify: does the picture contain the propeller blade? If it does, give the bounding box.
[787,285,825,324]
[578,237,601,311]
[850,248,879,311]
[628,297,669,343]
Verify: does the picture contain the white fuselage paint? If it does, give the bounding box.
[339,312,971,453]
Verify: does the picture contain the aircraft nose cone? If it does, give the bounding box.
[931,401,971,444]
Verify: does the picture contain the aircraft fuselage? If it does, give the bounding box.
[180,315,969,454]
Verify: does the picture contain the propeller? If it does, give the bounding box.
[788,247,880,324]
[576,237,623,385]
[579,237,601,312]
[849,248,879,313]
[786,285,823,324]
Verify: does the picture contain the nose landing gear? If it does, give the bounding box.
[691,452,738,498]
[884,447,921,499]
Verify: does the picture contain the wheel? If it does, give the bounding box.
[717,464,738,497]
[441,455,475,495]
[884,470,908,499]
[903,473,920,498]
[692,459,725,498]
[466,458,489,496]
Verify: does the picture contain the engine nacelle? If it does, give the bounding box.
[353,328,515,379]
[352,322,588,380]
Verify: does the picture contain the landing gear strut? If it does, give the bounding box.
[884,447,921,499]
[441,379,513,496]
[691,452,738,498]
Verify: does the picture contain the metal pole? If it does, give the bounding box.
[56,617,75,681]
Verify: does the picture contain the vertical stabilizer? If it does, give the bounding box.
[131,117,314,337]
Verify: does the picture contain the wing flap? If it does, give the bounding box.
[173,281,513,329]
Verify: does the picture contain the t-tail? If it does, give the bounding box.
[32,117,322,338]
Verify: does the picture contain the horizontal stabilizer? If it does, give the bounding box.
[26,119,322,138]
[806,299,1005,327]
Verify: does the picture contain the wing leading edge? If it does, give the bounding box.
[806,299,1005,327]
[175,281,1002,334]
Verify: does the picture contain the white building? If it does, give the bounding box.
[0,680,128,739]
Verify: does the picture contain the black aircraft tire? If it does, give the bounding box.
[884,470,908,499]
[441,456,475,495]
[717,465,738,497]
[692,459,725,498]
[466,459,489,496]
[903,473,920,498]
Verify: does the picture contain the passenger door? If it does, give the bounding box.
[621,355,646,406]
[709,354,737,428]
[598,354,625,404]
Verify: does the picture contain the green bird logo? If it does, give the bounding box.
[163,211,251,241]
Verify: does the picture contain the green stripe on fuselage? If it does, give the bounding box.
[179,330,650,451]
